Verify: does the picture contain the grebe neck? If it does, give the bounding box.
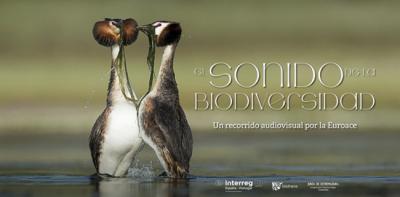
[106,44,132,106]
[153,43,178,96]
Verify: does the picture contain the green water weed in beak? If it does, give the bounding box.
[138,24,156,105]
[112,20,138,106]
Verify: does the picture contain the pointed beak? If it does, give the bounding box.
[114,21,124,29]
[138,24,153,34]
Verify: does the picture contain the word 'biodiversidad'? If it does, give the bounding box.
[194,62,375,111]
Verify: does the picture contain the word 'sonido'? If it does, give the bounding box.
[194,62,376,111]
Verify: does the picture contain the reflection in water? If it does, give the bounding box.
[155,179,190,197]
[95,178,138,197]
[92,176,190,197]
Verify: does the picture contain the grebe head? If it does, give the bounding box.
[152,21,181,47]
[93,18,139,47]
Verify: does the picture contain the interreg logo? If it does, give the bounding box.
[224,180,253,192]
[272,182,283,191]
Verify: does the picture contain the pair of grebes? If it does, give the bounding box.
[89,18,192,178]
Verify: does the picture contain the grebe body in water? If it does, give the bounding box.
[139,21,193,178]
[89,18,143,177]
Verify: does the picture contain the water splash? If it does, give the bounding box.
[127,160,155,178]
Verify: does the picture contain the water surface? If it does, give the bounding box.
[1,131,399,196]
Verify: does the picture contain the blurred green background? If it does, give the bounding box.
[1,0,399,133]
[0,0,399,176]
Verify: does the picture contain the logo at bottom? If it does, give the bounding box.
[272,182,283,191]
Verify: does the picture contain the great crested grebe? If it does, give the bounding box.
[89,18,143,177]
[139,21,193,178]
